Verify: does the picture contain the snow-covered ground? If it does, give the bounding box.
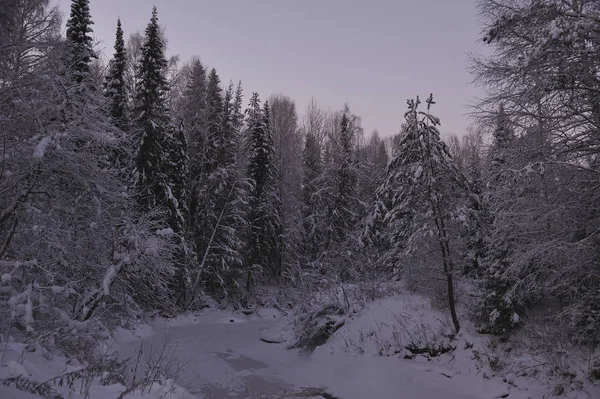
[0,339,195,399]
[2,293,599,398]
[110,294,591,399]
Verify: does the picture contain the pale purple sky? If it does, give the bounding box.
[55,0,485,137]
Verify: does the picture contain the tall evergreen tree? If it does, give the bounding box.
[245,94,282,287]
[104,18,128,130]
[223,81,235,134]
[205,68,224,172]
[232,81,245,133]
[324,110,359,246]
[65,0,96,83]
[221,81,241,167]
[180,58,207,227]
[182,59,207,167]
[134,6,186,232]
[132,7,190,305]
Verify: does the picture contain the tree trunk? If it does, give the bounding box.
[433,209,460,333]
[444,259,460,333]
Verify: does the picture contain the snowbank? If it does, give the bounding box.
[312,294,453,358]
[305,291,600,399]
[0,340,198,399]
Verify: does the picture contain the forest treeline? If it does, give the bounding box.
[1,0,599,351]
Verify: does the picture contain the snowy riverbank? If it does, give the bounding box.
[3,293,599,398]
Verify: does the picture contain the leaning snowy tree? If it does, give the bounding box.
[185,68,248,303]
[363,95,473,333]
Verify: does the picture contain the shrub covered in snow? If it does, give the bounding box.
[290,302,346,352]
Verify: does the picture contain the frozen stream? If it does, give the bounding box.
[115,309,529,399]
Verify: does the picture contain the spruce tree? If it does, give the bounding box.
[245,94,282,288]
[205,68,224,172]
[65,0,96,83]
[104,18,128,130]
[330,111,358,243]
[223,81,235,136]
[233,81,244,133]
[134,6,186,232]
[182,59,207,167]
[132,7,190,305]
[220,80,240,167]
[180,58,207,226]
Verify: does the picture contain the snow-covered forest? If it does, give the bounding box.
[1,0,599,398]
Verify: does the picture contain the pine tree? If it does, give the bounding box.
[65,0,96,83]
[245,94,282,288]
[104,18,128,130]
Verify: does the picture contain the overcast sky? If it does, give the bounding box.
[55,0,485,138]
